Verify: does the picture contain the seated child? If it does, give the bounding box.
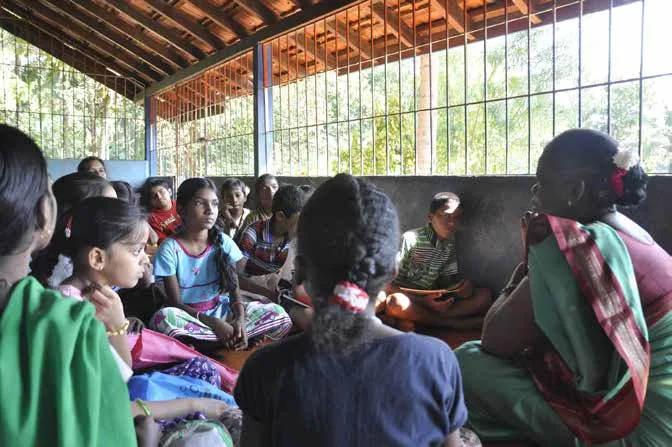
[379,192,492,331]
[150,178,292,350]
[234,174,470,447]
[218,178,250,241]
[142,179,180,245]
[77,155,107,178]
[30,172,116,288]
[239,173,278,232]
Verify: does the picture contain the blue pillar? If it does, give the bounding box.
[253,43,273,176]
[144,93,157,177]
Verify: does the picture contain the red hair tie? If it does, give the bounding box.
[329,281,369,313]
[610,167,628,198]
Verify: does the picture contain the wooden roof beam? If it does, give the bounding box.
[431,0,475,40]
[70,0,188,69]
[6,0,158,83]
[510,0,542,24]
[143,0,224,50]
[371,2,414,48]
[290,31,327,68]
[40,0,174,77]
[102,0,206,60]
[184,0,248,39]
[326,18,372,60]
[0,13,142,99]
[230,0,279,25]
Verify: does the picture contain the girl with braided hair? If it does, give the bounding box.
[150,178,291,350]
[234,174,468,447]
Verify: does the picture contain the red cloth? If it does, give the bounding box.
[149,201,181,244]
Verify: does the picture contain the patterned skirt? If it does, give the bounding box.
[150,298,292,344]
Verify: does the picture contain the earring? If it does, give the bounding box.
[567,200,573,207]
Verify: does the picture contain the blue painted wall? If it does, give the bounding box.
[47,159,149,189]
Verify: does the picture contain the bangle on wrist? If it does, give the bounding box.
[196,311,203,322]
[135,399,152,417]
[106,319,130,337]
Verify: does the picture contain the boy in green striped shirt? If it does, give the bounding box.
[377,192,492,331]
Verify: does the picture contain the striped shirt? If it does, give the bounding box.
[239,219,289,276]
[394,224,459,290]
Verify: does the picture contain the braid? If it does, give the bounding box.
[209,223,238,293]
[300,174,400,355]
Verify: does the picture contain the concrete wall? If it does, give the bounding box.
[47,159,149,189]
[211,175,672,293]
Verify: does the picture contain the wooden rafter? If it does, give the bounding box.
[102,0,206,60]
[0,12,143,98]
[184,0,248,39]
[510,0,542,24]
[230,0,279,25]
[39,0,174,77]
[371,1,414,48]
[70,0,188,69]
[143,0,224,50]
[431,0,475,40]
[291,30,327,67]
[326,17,373,60]
[5,0,158,83]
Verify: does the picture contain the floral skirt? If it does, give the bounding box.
[150,300,292,343]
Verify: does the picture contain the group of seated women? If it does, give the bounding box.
[0,123,670,447]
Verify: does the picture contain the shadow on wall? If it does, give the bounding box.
[206,175,672,293]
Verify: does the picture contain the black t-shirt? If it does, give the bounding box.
[234,332,467,447]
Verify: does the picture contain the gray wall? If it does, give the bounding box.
[47,159,149,189]
[211,175,672,293]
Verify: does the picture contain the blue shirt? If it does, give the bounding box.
[153,234,243,305]
[234,332,467,447]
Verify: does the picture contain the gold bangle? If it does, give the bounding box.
[196,311,203,321]
[106,319,130,337]
[135,399,152,417]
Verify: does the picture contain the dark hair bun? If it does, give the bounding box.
[617,164,648,207]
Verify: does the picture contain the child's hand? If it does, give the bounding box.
[424,294,454,314]
[190,398,230,419]
[230,315,248,351]
[134,415,161,447]
[87,284,127,331]
[210,319,235,346]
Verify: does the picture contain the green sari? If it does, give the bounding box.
[0,276,137,446]
[456,216,672,446]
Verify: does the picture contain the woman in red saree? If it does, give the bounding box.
[456,129,672,446]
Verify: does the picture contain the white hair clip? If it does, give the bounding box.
[612,148,639,171]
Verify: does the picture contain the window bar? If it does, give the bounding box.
[304,28,310,175]
[637,0,645,158]
[463,0,468,174]
[411,0,417,175]
[335,17,341,175]
[399,0,404,175]
[578,0,583,127]
[524,0,531,174]
[552,0,557,138]
[358,3,363,175]
[37,29,42,148]
[607,0,613,134]
[370,0,376,175]
[483,0,488,175]
[429,0,434,175]
[324,18,329,176]
[313,23,319,176]
[295,29,300,175]
[346,8,352,175]
[504,0,509,175]
[285,34,291,175]
[445,0,450,175]
[385,1,390,175]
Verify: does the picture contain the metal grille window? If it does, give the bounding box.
[263,0,672,176]
[0,18,145,160]
[151,52,254,179]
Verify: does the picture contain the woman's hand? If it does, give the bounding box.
[189,398,230,419]
[87,284,127,331]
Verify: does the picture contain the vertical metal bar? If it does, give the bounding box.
[398,0,403,175]
[637,0,645,158]
[483,0,488,174]
[578,0,583,127]
[528,0,533,172]
[370,0,376,175]
[463,0,468,174]
[552,0,557,138]
[411,0,416,175]
[325,18,329,175]
[346,8,352,174]
[445,0,450,175]
[304,28,309,175]
[286,34,290,175]
[385,0,390,175]
[295,30,300,175]
[429,0,434,175]
[359,4,363,175]
[607,0,613,134]
[335,18,340,174]
[253,43,269,177]
[313,24,319,175]
[504,0,509,174]
[145,94,157,176]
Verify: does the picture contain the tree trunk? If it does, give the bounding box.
[416,53,438,175]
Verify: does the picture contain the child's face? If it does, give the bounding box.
[184,188,219,231]
[151,186,172,211]
[85,160,107,178]
[259,178,279,211]
[223,186,246,210]
[99,222,150,289]
[428,203,461,239]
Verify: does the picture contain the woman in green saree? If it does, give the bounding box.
[456,129,672,446]
[0,125,147,446]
